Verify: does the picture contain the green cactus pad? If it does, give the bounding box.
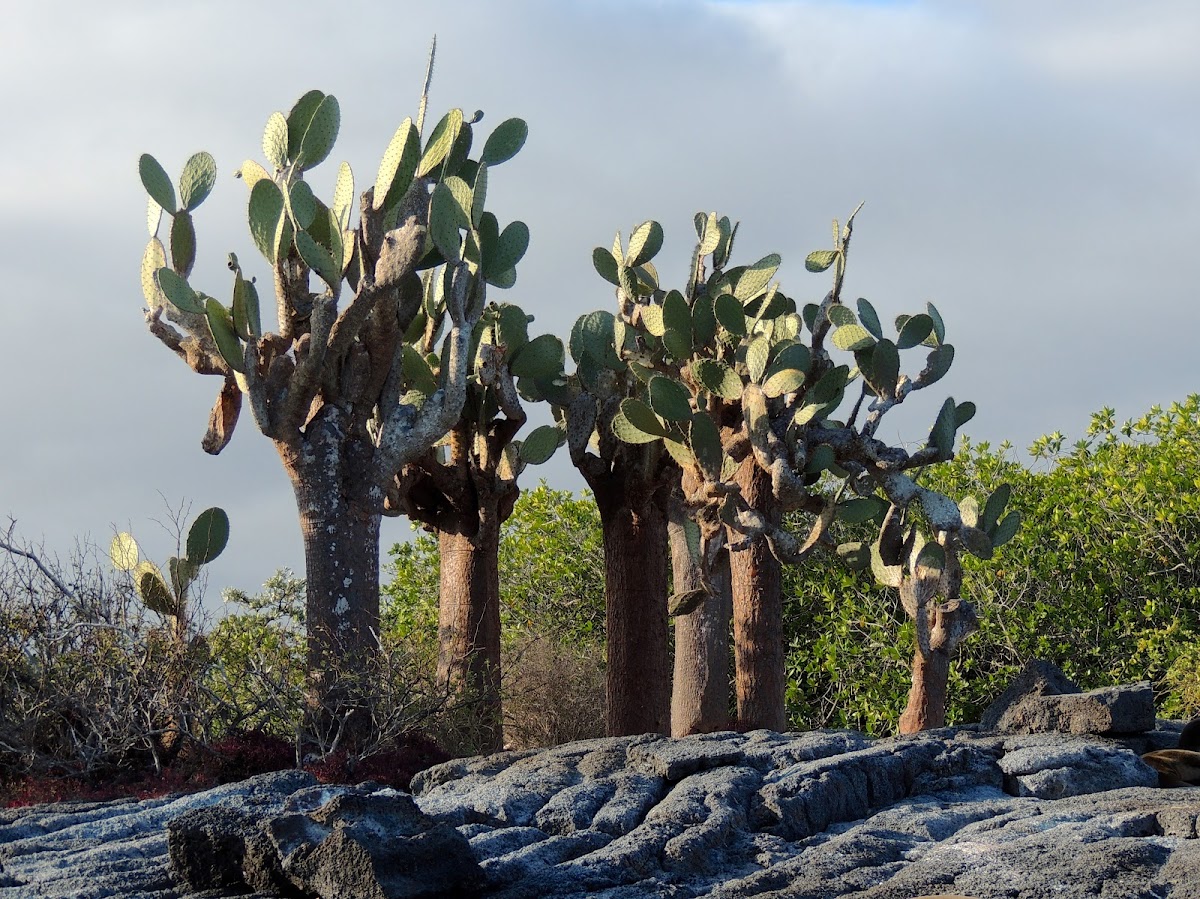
[109,533,140,571]
[179,152,217,212]
[487,221,530,280]
[444,176,474,229]
[469,161,489,227]
[262,111,288,171]
[745,335,771,384]
[418,108,464,178]
[980,483,1011,535]
[870,542,903,589]
[429,182,463,264]
[662,290,690,335]
[285,91,327,158]
[248,180,286,262]
[807,365,850,407]
[856,298,883,340]
[863,339,899,398]
[141,239,168,309]
[805,249,839,273]
[495,304,530,354]
[959,526,994,559]
[511,334,565,379]
[626,221,664,268]
[733,253,781,302]
[168,555,199,599]
[155,267,204,314]
[926,301,946,345]
[287,180,318,230]
[187,506,230,564]
[827,304,857,328]
[170,211,196,278]
[836,541,872,570]
[480,117,528,166]
[578,310,623,370]
[714,292,746,337]
[205,297,244,372]
[914,343,954,389]
[295,229,340,290]
[237,159,271,189]
[692,293,717,345]
[768,342,811,378]
[639,303,666,337]
[663,437,697,469]
[399,345,437,395]
[147,196,161,238]
[592,247,620,286]
[955,401,975,427]
[698,212,721,257]
[762,368,806,398]
[958,495,981,529]
[138,153,176,214]
[294,94,339,171]
[331,161,354,231]
[896,313,934,349]
[136,563,176,617]
[518,425,563,465]
[831,324,876,352]
[714,216,736,269]
[232,272,261,340]
[371,118,420,212]
[693,359,742,400]
[992,510,1021,547]
[661,329,691,363]
[837,496,888,524]
[928,396,957,456]
[689,411,723,480]
[648,376,693,422]
[613,398,668,443]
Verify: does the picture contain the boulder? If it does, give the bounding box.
[979,659,1081,730]
[994,682,1157,736]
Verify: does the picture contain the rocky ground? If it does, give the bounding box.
[2,668,1199,898]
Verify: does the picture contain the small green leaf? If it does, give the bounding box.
[138,153,176,214]
[480,117,529,165]
[178,152,216,211]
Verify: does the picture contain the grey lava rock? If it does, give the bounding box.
[3,704,1200,898]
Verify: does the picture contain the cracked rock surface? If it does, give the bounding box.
[2,727,1199,898]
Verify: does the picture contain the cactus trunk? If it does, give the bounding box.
[280,416,381,749]
[436,521,503,754]
[728,456,787,732]
[669,506,731,736]
[595,480,671,737]
[898,649,950,734]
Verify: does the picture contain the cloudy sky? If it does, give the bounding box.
[2,0,1198,605]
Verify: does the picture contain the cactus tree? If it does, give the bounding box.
[136,59,530,742]
[604,208,1007,732]
[388,295,562,752]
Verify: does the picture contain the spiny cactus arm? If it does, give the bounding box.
[477,345,527,473]
[373,262,476,479]
[145,306,227,376]
[723,489,835,564]
[275,292,337,434]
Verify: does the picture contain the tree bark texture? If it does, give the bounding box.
[728,456,786,732]
[596,489,671,737]
[669,513,731,737]
[898,649,950,734]
[437,522,503,753]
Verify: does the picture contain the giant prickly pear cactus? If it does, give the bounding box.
[593,207,1012,731]
[387,297,564,752]
[135,47,531,745]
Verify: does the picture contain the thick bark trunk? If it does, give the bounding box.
[728,457,787,732]
[898,649,950,734]
[598,494,670,737]
[669,514,731,737]
[436,521,503,753]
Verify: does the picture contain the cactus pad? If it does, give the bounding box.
[155,267,204,314]
[480,117,529,166]
[518,425,563,465]
[109,533,140,571]
[178,152,217,211]
[138,153,176,214]
[186,507,229,564]
[418,108,464,178]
